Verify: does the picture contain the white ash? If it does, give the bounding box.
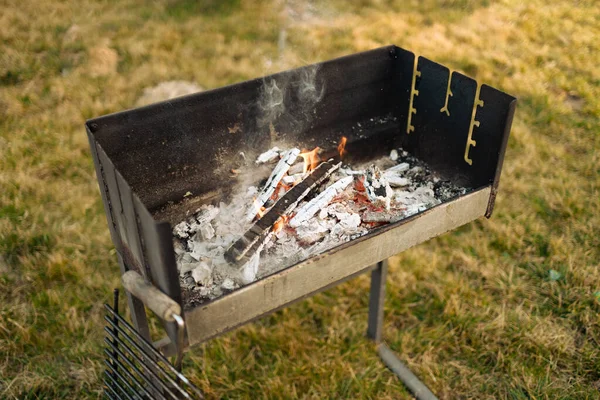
[221,278,237,291]
[240,252,261,284]
[294,218,336,245]
[383,162,412,188]
[255,146,281,164]
[339,167,365,176]
[195,223,215,241]
[363,165,393,210]
[361,209,405,223]
[288,161,306,176]
[289,176,353,228]
[385,162,410,173]
[191,261,212,287]
[173,205,219,240]
[385,176,410,188]
[283,173,303,185]
[389,149,399,161]
[174,147,468,308]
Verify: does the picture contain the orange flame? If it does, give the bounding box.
[299,147,320,173]
[252,197,267,219]
[270,180,292,201]
[273,215,290,233]
[338,136,347,158]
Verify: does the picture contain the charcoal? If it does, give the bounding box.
[289,176,353,228]
[191,262,213,287]
[255,146,281,164]
[174,145,468,306]
[221,278,237,291]
[295,218,335,245]
[246,148,300,221]
[226,161,341,266]
[364,165,393,210]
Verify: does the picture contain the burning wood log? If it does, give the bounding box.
[289,176,354,228]
[246,148,300,221]
[225,161,341,266]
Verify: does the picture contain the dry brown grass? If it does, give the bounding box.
[1,0,599,398]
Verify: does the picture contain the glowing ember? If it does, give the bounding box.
[270,181,292,201]
[354,176,366,192]
[252,197,267,220]
[299,147,320,173]
[258,206,266,219]
[338,136,347,158]
[273,215,290,233]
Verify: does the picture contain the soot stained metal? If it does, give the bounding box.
[86,45,515,365]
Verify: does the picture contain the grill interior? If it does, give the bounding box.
[86,45,515,348]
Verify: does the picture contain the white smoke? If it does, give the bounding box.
[257,79,286,128]
[297,65,324,110]
[256,64,324,130]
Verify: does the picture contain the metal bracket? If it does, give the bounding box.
[406,56,421,134]
[440,71,453,117]
[464,84,484,165]
[367,260,439,400]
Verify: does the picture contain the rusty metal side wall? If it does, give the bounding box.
[91,140,182,344]
[86,129,118,246]
[95,143,145,273]
[390,46,415,139]
[477,85,517,217]
[88,132,151,338]
[134,195,182,347]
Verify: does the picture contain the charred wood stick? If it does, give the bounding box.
[289,176,354,228]
[225,161,341,266]
[246,148,300,221]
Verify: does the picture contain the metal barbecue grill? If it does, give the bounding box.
[87,45,516,399]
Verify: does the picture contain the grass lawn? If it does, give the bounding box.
[1,0,599,398]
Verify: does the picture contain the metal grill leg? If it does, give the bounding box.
[367,260,439,400]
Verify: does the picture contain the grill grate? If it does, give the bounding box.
[103,290,203,399]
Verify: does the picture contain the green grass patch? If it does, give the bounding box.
[0,0,599,398]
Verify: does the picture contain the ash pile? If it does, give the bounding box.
[173,142,468,308]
